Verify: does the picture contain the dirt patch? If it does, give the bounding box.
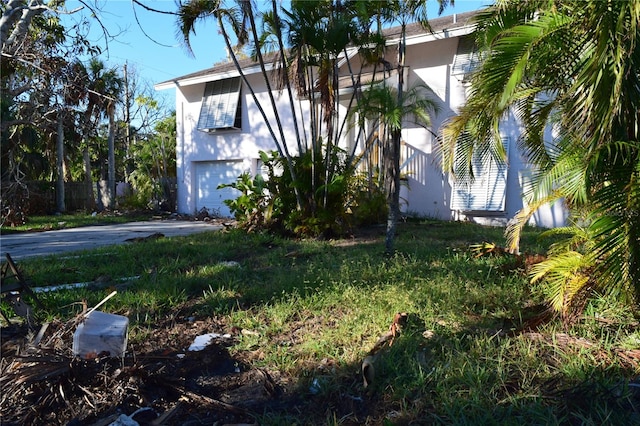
[0,315,336,425]
[331,225,385,247]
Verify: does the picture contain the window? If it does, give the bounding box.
[451,35,480,82]
[450,138,509,212]
[197,77,242,131]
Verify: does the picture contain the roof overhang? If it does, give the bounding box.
[155,62,276,91]
[155,11,479,92]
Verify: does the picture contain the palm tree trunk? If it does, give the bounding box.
[82,144,94,210]
[385,24,406,254]
[217,13,303,211]
[243,1,303,211]
[271,0,303,154]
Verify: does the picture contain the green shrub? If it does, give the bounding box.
[222,149,387,237]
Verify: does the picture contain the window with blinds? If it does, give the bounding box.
[450,138,509,212]
[451,35,480,82]
[197,77,242,131]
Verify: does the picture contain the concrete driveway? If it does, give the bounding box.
[0,220,222,260]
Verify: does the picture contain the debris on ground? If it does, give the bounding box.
[124,233,165,243]
[361,312,408,388]
[0,315,284,425]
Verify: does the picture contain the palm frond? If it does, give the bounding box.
[176,0,220,55]
[505,190,563,253]
[530,250,592,313]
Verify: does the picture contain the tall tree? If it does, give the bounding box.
[349,83,439,236]
[176,0,452,239]
[441,0,640,315]
[0,0,107,222]
[129,112,177,209]
[75,59,123,210]
[177,0,304,210]
[366,0,453,253]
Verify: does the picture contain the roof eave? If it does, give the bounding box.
[156,62,274,89]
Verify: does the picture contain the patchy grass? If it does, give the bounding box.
[2,220,640,425]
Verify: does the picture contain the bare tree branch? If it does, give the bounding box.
[131,0,177,47]
[1,0,82,53]
[131,0,178,16]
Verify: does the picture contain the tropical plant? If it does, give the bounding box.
[349,83,440,252]
[1,2,171,220]
[177,0,372,232]
[127,113,177,210]
[177,0,304,210]
[221,148,388,237]
[371,0,451,253]
[440,0,640,316]
[218,171,271,231]
[1,2,101,222]
[177,0,452,240]
[63,58,124,211]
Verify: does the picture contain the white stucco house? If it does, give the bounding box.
[156,10,567,228]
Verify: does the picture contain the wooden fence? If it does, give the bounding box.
[1,179,177,214]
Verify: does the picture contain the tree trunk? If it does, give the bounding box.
[385,130,401,254]
[216,12,303,211]
[385,26,406,254]
[272,0,303,154]
[83,144,94,210]
[244,1,304,211]
[0,0,47,53]
[123,62,133,185]
[56,112,66,213]
[107,105,116,209]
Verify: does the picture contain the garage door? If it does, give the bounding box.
[195,160,248,217]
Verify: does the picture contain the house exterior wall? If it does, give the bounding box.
[393,36,567,227]
[168,19,568,228]
[175,72,307,214]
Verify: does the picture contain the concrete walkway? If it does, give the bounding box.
[0,220,222,260]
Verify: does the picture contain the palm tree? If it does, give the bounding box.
[177,0,450,237]
[350,84,439,253]
[77,59,123,210]
[177,0,304,210]
[441,0,640,316]
[366,0,452,254]
[276,0,391,211]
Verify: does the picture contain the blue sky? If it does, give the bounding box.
[64,0,491,109]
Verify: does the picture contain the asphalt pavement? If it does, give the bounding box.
[0,220,222,260]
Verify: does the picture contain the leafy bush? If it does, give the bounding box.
[221,149,387,237]
[218,172,272,231]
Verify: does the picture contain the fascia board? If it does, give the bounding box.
[155,63,272,91]
[386,25,476,47]
[337,47,360,68]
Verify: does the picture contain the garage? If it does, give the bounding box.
[195,160,248,217]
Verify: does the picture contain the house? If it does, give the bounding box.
[155,10,567,228]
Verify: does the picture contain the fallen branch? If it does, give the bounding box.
[165,383,252,416]
[362,312,408,388]
[522,332,640,368]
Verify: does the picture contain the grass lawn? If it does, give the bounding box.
[2,219,639,425]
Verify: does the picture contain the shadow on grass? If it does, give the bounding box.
[250,317,640,425]
[4,222,640,425]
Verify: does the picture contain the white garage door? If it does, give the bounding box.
[195,160,248,217]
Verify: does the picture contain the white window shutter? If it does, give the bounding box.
[450,137,509,212]
[452,36,480,82]
[197,77,242,131]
